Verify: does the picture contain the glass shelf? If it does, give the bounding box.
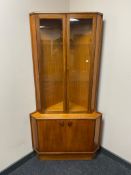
[45,101,87,112]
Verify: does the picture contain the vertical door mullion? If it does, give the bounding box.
[30,14,42,112]
[63,15,67,113]
[87,16,97,113]
[66,14,70,113]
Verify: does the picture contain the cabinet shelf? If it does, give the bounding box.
[45,101,87,112]
[45,101,63,112]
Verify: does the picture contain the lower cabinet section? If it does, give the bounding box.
[30,112,102,160]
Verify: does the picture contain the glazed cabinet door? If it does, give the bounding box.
[34,14,66,113]
[67,14,96,113]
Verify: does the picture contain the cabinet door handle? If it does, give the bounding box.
[68,121,72,127]
[59,121,64,127]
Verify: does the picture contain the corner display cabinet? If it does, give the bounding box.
[30,12,103,160]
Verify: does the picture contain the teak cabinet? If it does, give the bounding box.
[30,12,103,160]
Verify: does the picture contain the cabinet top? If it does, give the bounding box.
[30,112,102,120]
[30,12,103,16]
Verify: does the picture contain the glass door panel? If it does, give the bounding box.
[68,18,93,112]
[39,19,64,112]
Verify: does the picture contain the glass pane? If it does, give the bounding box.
[68,18,93,112]
[39,19,64,112]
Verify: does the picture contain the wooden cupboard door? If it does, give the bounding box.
[37,120,66,152]
[66,119,95,152]
[67,14,97,113]
[37,119,96,153]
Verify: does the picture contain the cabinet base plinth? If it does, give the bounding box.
[37,152,96,160]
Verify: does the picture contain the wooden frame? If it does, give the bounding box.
[30,13,66,113]
[66,14,97,113]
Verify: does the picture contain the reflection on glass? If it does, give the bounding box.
[68,18,93,112]
[39,19,64,112]
[70,18,79,22]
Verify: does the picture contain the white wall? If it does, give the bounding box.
[70,0,131,162]
[0,0,67,171]
[1,0,131,171]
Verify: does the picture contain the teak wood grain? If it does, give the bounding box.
[37,120,95,152]
[30,112,102,159]
[30,15,41,111]
[29,12,103,160]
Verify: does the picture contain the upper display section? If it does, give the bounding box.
[30,13,103,113]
